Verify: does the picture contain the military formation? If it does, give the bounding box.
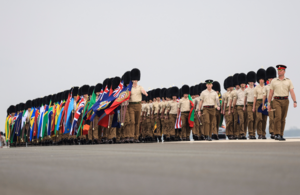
[3,65,297,147]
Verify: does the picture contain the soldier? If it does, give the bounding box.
[128,68,148,143]
[198,83,206,140]
[152,88,161,141]
[159,88,167,140]
[178,85,191,141]
[198,80,220,141]
[192,85,201,140]
[268,65,297,141]
[164,88,172,141]
[231,74,240,139]
[253,68,267,139]
[166,87,178,141]
[77,85,89,144]
[230,73,247,139]
[21,100,32,146]
[107,77,121,144]
[147,90,155,141]
[212,81,221,140]
[263,67,276,139]
[244,71,256,139]
[121,71,131,143]
[225,76,234,139]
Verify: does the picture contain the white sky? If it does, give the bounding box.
[1,0,299,132]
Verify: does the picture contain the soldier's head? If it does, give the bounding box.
[276,65,286,77]
[172,96,177,101]
[205,80,213,90]
[248,82,254,87]
[259,79,264,85]
[240,83,246,89]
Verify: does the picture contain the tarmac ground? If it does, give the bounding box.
[1,139,300,195]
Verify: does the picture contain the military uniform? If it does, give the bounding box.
[269,65,295,140]
[178,85,191,140]
[245,71,256,139]
[254,69,267,139]
[199,81,219,140]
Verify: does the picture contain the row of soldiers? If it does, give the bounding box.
[4,65,296,146]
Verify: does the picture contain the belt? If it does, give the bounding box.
[274,96,288,100]
[129,102,141,104]
[204,106,214,108]
[257,99,262,101]
[247,102,253,105]
[181,111,189,113]
[236,105,244,107]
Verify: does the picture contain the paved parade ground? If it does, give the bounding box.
[1,139,300,195]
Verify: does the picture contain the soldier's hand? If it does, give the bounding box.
[217,107,220,111]
[228,110,231,115]
[294,102,297,108]
[267,105,271,112]
[232,109,234,113]
[243,106,245,111]
[198,111,201,116]
[252,108,255,112]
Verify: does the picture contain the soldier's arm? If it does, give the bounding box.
[290,89,297,108]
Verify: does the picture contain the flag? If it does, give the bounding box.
[56,107,64,132]
[5,115,11,142]
[37,105,45,138]
[64,97,74,134]
[63,92,72,131]
[29,108,36,141]
[258,98,269,116]
[76,101,89,137]
[175,98,182,129]
[47,106,53,136]
[70,97,85,135]
[188,95,194,128]
[42,105,49,138]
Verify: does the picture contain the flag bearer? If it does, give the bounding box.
[212,81,221,140]
[253,68,267,139]
[244,71,256,139]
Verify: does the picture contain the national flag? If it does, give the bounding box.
[175,98,182,129]
[64,97,74,134]
[29,108,36,141]
[258,98,269,116]
[37,105,45,138]
[70,97,85,135]
[5,115,11,142]
[41,105,49,138]
[188,95,195,128]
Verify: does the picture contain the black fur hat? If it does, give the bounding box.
[25,100,32,110]
[112,77,121,90]
[193,85,198,95]
[257,68,266,83]
[182,85,190,95]
[71,87,79,96]
[247,71,256,83]
[155,88,161,98]
[233,74,239,87]
[200,83,206,93]
[166,88,172,99]
[238,73,247,85]
[15,104,20,112]
[122,71,131,86]
[88,86,95,96]
[10,105,16,113]
[107,78,113,89]
[19,103,25,111]
[212,81,221,92]
[95,83,103,93]
[179,88,183,98]
[160,88,166,99]
[223,78,228,90]
[42,96,47,105]
[47,95,52,104]
[266,67,277,79]
[226,76,234,88]
[81,85,90,95]
[103,78,109,89]
[130,68,140,81]
[64,90,69,101]
[171,87,179,97]
[190,86,195,96]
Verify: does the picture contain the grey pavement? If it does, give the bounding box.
[1,140,300,195]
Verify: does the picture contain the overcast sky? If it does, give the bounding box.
[1,0,299,133]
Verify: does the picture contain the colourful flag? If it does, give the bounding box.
[70,97,85,135]
[188,95,194,128]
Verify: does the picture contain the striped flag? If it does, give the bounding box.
[175,98,182,129]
